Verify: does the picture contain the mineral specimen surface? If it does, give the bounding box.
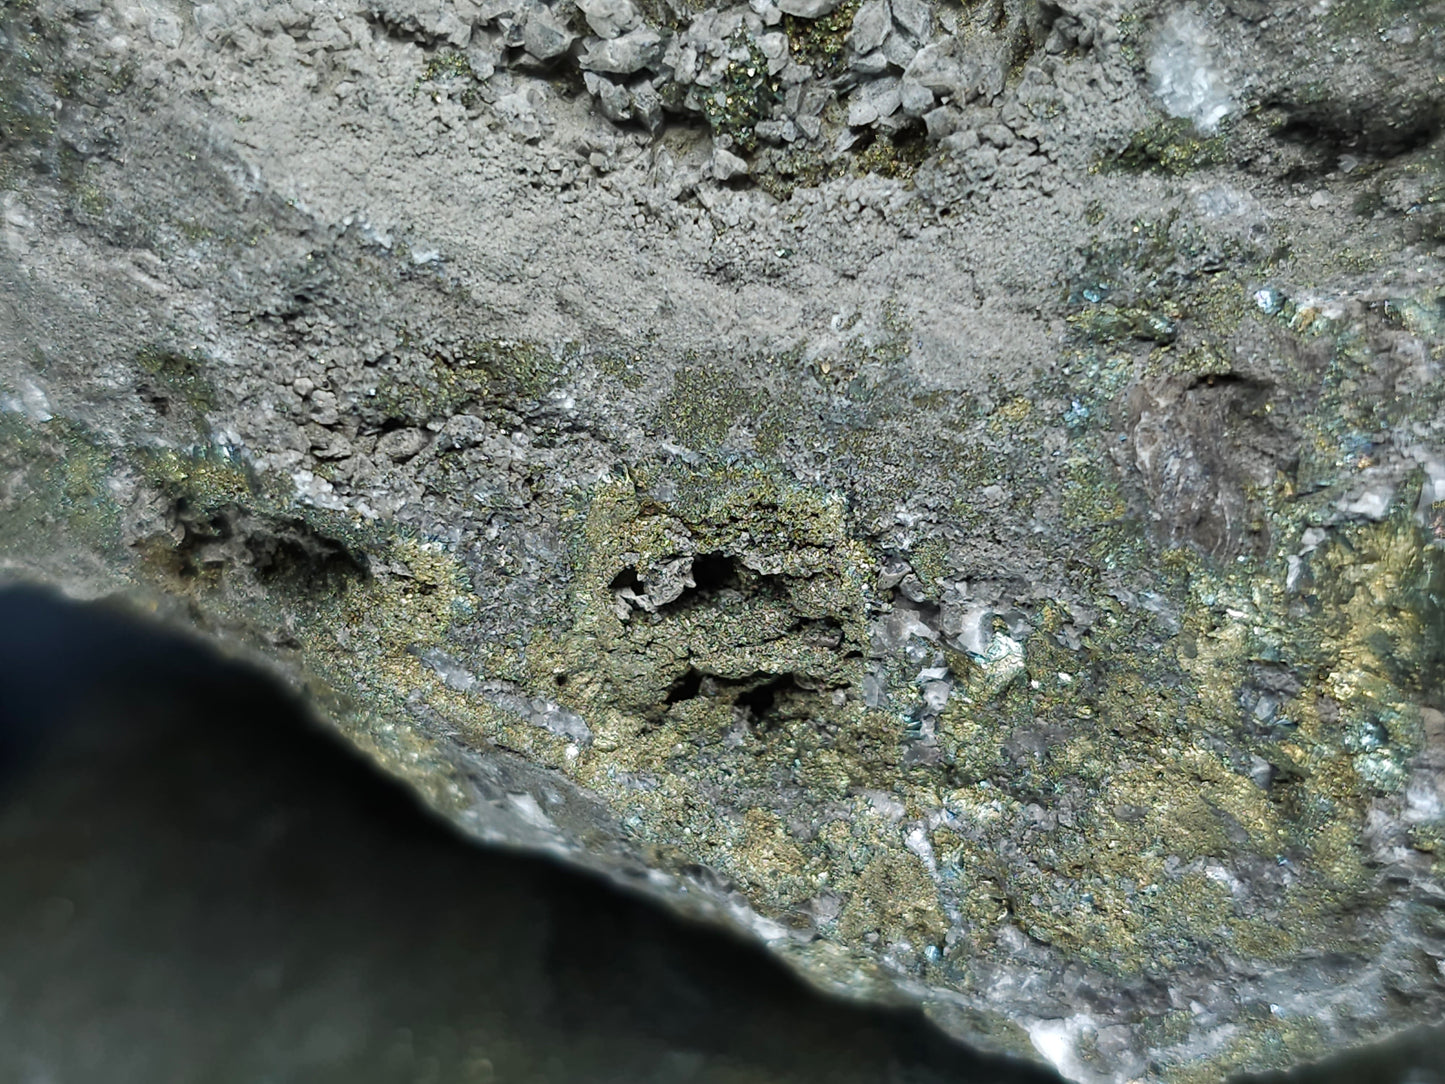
[0,0,1441,1078]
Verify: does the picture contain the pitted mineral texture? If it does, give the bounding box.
[0,0,1443,1079]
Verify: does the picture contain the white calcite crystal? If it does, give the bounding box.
[1148,9,1233,131]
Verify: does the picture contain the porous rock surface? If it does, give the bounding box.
[0,0,1442,1077]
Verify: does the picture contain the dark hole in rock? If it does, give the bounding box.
[165,503,367,590]
[609,566,645,593]
[665,667,704,705]
[688,552,740,593]
[136,383,171,416]
[619,553,797,621]
[659,553,791,617]
[174,498,231,539]
[168,501,234,578]
[1271,105,1442,163]
[735,674,798,726]
[245,518,369,587]
[1187,371,1260,392]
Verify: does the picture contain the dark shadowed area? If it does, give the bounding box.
[0,583,1438,1083]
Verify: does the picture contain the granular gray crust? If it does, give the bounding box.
[1,0,1442,1077]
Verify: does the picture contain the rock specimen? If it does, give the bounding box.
[0,0,1442,1078]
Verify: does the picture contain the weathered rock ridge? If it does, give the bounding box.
[0,0,1442,1077]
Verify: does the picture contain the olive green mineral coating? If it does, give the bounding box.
[2,0,1444,1077]
[3,278,1442,1079]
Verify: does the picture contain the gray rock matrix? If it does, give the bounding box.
[0,0,1442,1078]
